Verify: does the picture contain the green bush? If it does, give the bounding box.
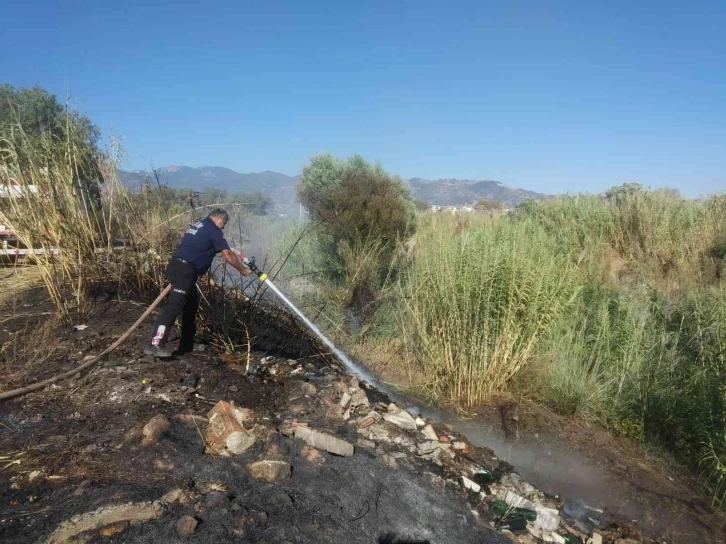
[297,154,415,317]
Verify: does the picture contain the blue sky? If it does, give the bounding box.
[2,1,724,196]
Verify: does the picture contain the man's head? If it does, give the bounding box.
[208,208,229,229]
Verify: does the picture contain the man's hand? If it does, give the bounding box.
[221,249,253,276]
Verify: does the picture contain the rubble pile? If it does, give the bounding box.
[8,354,646,543]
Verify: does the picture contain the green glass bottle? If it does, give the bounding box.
[489,500,509,518]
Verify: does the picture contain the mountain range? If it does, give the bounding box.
[118,166,548,207]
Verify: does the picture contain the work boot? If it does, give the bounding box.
[144,344,172,358]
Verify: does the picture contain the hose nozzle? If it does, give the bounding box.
[243,256,268,282]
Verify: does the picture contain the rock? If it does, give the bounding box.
[278,420,297,437]
[589,533,603,544]
[142,414,170,444]
[342,408,351,420]
[415,417,426,427]
[204,491,229,509]
[387,403,401,414]
[248,460,292,482]
[349,376,359,391]
[231,512,250,536]
[99,522,127,537]
[381,454,398,468]
[383,410,417,431]
[181,374,199,388]
[366,424,390,441]
[356,438,376,450]
[417,441,439,456]
[301,382,317,396]
[46,501,165,544]
[206,401,256,455]
[349,389,369,409]
[421,424,439,441]
[294,426,354,456]
[503,472,538,497]
[326,405,345,420]
[453,441,467,450]
[501,489,561,531]
[176,515,198,536]
[28,470,44,483]
[339,392,352,408]
[301,445,326,465]
[160,488,192,505]
[461,476,481,493]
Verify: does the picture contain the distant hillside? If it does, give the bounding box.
[118,166,548,207]
[408,178,548,207]
[118,166,300,205]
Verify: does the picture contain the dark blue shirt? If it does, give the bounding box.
[172,217,230,274]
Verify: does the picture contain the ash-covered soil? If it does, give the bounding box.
[1,277,724,544]
[0,292,511,544]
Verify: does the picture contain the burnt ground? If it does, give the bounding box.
[1,269,725,544]
[0,275,510,544]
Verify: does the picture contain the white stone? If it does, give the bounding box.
[294,426,354,456]
[382,410,417,431]
[415,417,426,427]
[460,476,481,493]
[416,441,439,455]
[349,389,369,408]
[387,403,401,414]
[502,489,560,531]
[339,392,352,408]
[528,525,566,543]
[452,441,466,450]
[421,424,439,441]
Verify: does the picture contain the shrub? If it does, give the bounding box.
[297,154,415,314]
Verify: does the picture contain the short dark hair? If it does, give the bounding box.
[208,208,229,223]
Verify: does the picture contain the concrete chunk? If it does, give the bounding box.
[294,426,354,456]
[142,414,170,444]
[461,476,481,493]
[349,389,369,408]
[502,489,561,531]
[248,460,292,482]
[383,410,417,431]
[206,401,256,455]
[417,441,439,456]
[422,424,439,441]
[46,501,165,544]
[176,515,198,536]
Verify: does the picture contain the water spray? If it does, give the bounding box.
[242,256,385,392]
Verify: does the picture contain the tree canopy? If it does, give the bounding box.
[0,84,102,182]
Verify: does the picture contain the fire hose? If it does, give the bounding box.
[0,254,269,402]
[0,284,172,402]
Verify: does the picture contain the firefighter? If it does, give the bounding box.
[145,208,252,357]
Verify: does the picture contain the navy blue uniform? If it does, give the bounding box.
[173,217,230,274]
[150,217,230,350]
